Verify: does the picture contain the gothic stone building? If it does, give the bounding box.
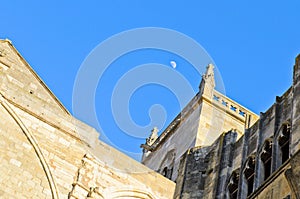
[141,59,300,198]
[1,39,300,199]
[0,40,175,199]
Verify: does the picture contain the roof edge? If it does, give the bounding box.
[1,39,70,115]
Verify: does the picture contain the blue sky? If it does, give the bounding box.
[1,1,299,160]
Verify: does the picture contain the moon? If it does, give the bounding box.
[170,61,177,68]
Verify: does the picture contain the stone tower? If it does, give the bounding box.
[141,64,259,181]
[172,55,300,199]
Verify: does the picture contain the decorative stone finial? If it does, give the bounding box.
[199,64,216,99]
[141,127,159,161]
[204,64,214,79]
[146,127,159,146]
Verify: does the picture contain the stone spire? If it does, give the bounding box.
[199,64,216,99]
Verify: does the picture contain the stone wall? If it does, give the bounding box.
[2,38,299,199]
[0,40,175,199]
[141,95,203,181]
[141,64,259,182]
[173,55,300,199]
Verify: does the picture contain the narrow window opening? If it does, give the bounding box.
[281,143,289,163]
[247,175,254,196]
[169,167,173,179]
[162,167,168,177]
[228,171,239,199]
[244,157,255,196]
[261,140,272,180]
[162,166,173,180]
[279,124,290,164]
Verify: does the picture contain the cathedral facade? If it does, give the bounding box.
[0,39,299,198]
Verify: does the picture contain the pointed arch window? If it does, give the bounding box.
[244,156,255,196]
[278,124,290,164]
[227,169,240,199]
[260,140,272,180]
[162,166,173,180]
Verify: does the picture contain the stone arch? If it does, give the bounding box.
[277,122,291,165]
[158,148,176,180]
[0,95,58,198]
[259,138,273,181]
[242,154,256,197]
[226,168,240,199]
[107,188,155,199]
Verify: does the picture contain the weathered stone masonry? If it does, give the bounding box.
[1,38,300,199]
[142,54,300,198]
[0,39,175,199]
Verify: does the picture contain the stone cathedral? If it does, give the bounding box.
[0,39,300,199]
